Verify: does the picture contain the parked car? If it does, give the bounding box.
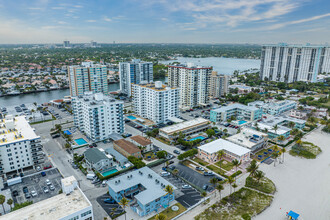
[43,186,49,193]
[168,160,174,165]
[195,167,205,171]
[31,190,38,197]
[43,165,52,170]
[104,198,116,204]
[102,181,107,187]
[23,186,28,193]
[214,176,223,181]
[182,184,191,189]
[49,185,55,191]
[202,184,209,190]
[36,166,42,171]
[169,165,176,170]
[203,171,215,176]
[173,150,180,154]
[45,179,51,185]
[25,193,31,199]
[12,190,18,197]
[161,172,170,177]
[41,171,46,177]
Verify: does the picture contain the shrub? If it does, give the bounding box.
[242,213,251,220]
[177,148,198,160]
[128,156,146,168]
[156,150,167,159]
[12,201,33,211]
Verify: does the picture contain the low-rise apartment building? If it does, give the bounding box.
[159,118,210,140]
[210,103,262,123]
[113,139,142,158]
[129,135,153,153]
[227,128,267,152]
[248,100,297,115]
[84,148,113,172]
[107,167,176,217]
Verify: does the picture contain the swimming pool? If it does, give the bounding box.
[127,115,137,120]
[102,169,119,177]
[189,136,206,141]
[74,138,88,145]
[238,120,247,125]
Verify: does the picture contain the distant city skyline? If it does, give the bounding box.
[0,0,329,44]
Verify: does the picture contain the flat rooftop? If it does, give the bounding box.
[1,188,91,220]
[212,103,259,113]
[133,82,177,92]
[227,128,266,149]
[0,115,40,145]
[198,138,251,156]
[160,118,209,134]
[256,123,291,135]
[107,167,177,205]
[262,115,305,126]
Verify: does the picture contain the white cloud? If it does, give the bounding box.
[86,20,97,23]
[103,16,112,22]
[28,7,43,10]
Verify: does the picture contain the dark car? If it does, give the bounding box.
[214,176,223,181]
[203,184,209,190]
[168,160,174,165]
[173,150,180,154]
[92,143,97,147]
[104,198,116,204]
[23,186,29,193]
[41,171,46,177]
[169,165,176,170]
[12,190,18,197]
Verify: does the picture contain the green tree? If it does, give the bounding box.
[281,147,286,163]
[231,159,240,182]
[164,185,174,208]
[217,150,225,171]
[119,197,129,220]
[201,191,207,203]
[0,195,6,214]
[254,170,265,183]
[172,169,179,179]
[155,213,167,220]
[273,124,278,134]
[7,198,13,211]
[277,135,285,142]
[246,160,258,177]
[209,177,218,192]
[227,176,234,196]
[288,121,295,129]
[216,184,224,200]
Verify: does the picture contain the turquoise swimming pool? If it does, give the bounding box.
[238,120,247,125]
[127,115,137,120]
[74,138,87,145]
[189,136,206,141]
[102,169,119,177]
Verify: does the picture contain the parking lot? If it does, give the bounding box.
[97,193,124,219]
[162,174,202,208]
[9,168,62,204]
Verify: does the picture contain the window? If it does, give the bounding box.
[81,210,92,217]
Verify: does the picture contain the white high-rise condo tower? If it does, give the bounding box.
[260,43,330,83]
[119,59,153,95]
[168,63,212,109]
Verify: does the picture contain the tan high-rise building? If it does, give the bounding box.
[168,63,212,109]
[210,71,229,98]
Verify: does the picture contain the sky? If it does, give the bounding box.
[0,0,329,44]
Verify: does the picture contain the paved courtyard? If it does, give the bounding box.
[257,126,330,220]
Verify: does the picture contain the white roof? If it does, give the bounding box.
[198,138,251,156]
[256,123,291,135]
[1,187,91,220]
[227,128,266,149]
[168,117,184,123]
[0,116,40,145]
[107,167,176,205]
[160,118,209,134]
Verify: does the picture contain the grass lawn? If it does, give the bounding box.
[245,176,276,194]
[206,165,226,176]
[215,160,235,171]
[192,157,209,166]
[195,188,273,220]
[254,146,277,161]
[148,203,187,220]
[143,151,157,160]
[289,142,322,159]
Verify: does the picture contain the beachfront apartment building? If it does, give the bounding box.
[210,71,229,98]
[72,92,124,142]
[248,100,297,115]
[119,59,153,95]
[1,176,94,220]
[260,43,330,83]
[168,63,212,109]
[0,115,42,176]
[227,127,267,152]
[159,118,211,141]
[132,81,179,124]
[68,62,108,97]
[197,139,251,163]
[210,103,262,123]
[107,167,176,217]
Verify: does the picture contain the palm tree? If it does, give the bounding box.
[246,160,258,177]
[227,176,234,196]
[201,191,207,203]
[281,147,286,163]
[272,152,279,167]
[217,150,225,170]
[254,170,265,183]
[231,159,240,182]
[298,106,304,111]
[288,121,295,129]
[0,195,5,214]
[216,184,224,200]
[155,213,167,220]
[296,139,302,148]
[164,185,174,208]
[223,129,228,134]
[209,177,218,194]
[172,169,179,179]
[119,197,129,220]
[277,135,285,142]
[273,124,278,134]
[7,198,13,211]
[232,183,238,193]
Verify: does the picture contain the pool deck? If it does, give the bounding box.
[127,114,155,126]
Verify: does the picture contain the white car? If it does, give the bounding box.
[161,172,170,177]
[31,190,38,197]
[182,184,191,189]
[36,166,41,171]
[46,179,51,185]
[49,185,55,191]
[43,187,49,193]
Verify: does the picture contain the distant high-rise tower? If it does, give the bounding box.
[91,40,97,47]
[210,71,229,98]
[68,62,108,97]
[260,43,330,83]
[63,40,71,48]
[119,59,153,95]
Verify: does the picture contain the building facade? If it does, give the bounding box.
[107,167,176,217]
[72,93,124,142]
[113,139,142,158]
[260,43,330,83]
[68,62,108,97]
[168,63,212,109]
[248,100,297,115]
[84,148,113,172]
[0,115,42,175]
[210,71,229,98]
[210,103,262,123]
[132,81,179,124]
[129,135,153,153]
[119,59,153,95]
